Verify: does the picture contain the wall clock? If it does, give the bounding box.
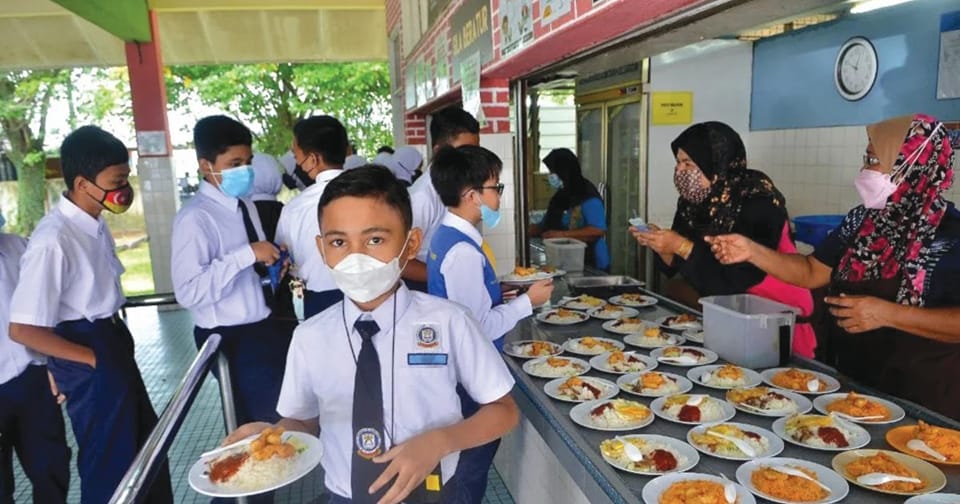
[835,36,878,101]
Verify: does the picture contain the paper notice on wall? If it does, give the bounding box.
[651,92,693,125]
[938,11,960,100]
[500,0,534,56]
[541,0,571,26]
[460,51,485,125]
[434,34,451,96]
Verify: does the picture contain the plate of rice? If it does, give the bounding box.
[651,394,736,425]
[600,434,700,476]
[643,473,756,504]
[812,392,906,424]
[562,336,624,356]
[726,387,812,417]
[601,317,654,335]
[650,346,718,366]
[544,376,618,403]
[502,340,563,359]
[522,356,590,378]
[832,449,946,497]
[688,364,763,390]
[589,351,658,375]
[189,427,322,497]
[682,329,705,344]
[558,295,607,311]
[774,414,871,451]
[655,314,703,331]
[587,304,640,320]
[687,422,784,461]
[617,371,693,398]
[623,326,685,349]
[761,367,841,395]
[570,398,654,431]
[608,293,659,308]
[905,494,960,504]
[737,457,849,504]
[535,308,589,325]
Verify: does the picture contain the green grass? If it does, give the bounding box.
[117,241,156,296]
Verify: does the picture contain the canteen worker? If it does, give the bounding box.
[427,145,553,503]
[8,126,173,503]
[275,116,348,318]
[529,148,610,271]
[0,207,70,503]
[631,122,815,357]
[172,115,291,425]
[708,114,960,420]
[224,166,520,504]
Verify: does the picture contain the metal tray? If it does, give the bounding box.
[565,276,645,289]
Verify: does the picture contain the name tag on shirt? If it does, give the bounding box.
[407,353,448,366]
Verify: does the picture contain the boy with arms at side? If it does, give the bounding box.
[9,126,173,503]
[224,166,519,504]
[172,115,290,426]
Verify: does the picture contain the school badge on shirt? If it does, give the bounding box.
[416,324,440,348]
[355,427,382,459]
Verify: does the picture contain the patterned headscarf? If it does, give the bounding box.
[836,114,955,305]
[671,122,786,236]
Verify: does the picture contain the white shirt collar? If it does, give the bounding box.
[301,168,343,197]
[441,211,482,247]
[343,283,413,335]
[57,194,104,238]
[198,180,241,210]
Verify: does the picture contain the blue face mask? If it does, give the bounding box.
[480,204,501,229]
[547,173,563,189]
[217,165,254,198]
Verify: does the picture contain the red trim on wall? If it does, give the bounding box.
[124,10,171,155]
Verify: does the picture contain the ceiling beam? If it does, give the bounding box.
[149,0,384,12]
[51,0,151,41]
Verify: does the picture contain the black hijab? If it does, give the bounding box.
[672,122,786,236]
[541,148,603,230]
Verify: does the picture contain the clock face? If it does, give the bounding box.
[835,37,878,101]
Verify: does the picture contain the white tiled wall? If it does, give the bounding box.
[480,133,518,276]
[137,156,178,294]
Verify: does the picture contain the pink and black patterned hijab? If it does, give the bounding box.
[836,114,955,305]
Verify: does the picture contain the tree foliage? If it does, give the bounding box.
[165,62,393,157]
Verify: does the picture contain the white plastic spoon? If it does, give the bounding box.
[200,432,289,460]
[807,378,821,392]
[735,402,794,416]
[770,465,832,492]
[716,472,737,504]
[907,438,948,462]
[707,430,758,457]
[856,472,922,486]
[830,411,885,422]
[615,436,643,462]
[659,355,699,365]
[686,394,707,407]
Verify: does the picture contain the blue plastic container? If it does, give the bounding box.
[792,215,844,247]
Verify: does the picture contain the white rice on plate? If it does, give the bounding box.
[600,438,688,474]
[565,337,622,355]
[621,372,682,396]
[699,365,750,388]
[213,455,295,491]
[660,397,726,423]
[526,357,587,378]
[587,399,652,428]
[689,424,770,458]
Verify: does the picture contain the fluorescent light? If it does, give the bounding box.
[850,0,916,14]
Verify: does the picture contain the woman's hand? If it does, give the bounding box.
[705,234,755,264]
[824,294,893,333]
[630,224,685,256]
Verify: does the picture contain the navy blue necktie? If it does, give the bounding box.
[238,201,273,305]
[351,318,387,503]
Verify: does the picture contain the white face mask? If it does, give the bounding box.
[326,234,411,303]
[854,169,898,209]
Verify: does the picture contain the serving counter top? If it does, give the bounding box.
[500,273,960,504]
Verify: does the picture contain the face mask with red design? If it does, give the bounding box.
[674,167,711,203]
[87,180,135,214]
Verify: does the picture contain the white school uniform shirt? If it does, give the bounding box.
[437,212,532,341]
[277,284,515,499]
[409,167,445,263]
[171,181,270,329]
[9,196,125,329]
[274,169,342,292]
[0,233,43,386]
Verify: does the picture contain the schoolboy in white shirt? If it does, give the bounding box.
[275,115,348,318]
[8,126,172,503]
[0,208,70,503]
[172,115,290,426]
[225,166,519,504]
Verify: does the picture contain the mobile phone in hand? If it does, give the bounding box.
[629,217,649,232]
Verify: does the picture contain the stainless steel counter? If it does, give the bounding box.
[501,274,960,503]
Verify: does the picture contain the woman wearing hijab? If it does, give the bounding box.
[632,121,816,357]
[708,114,960,419]
[530,148,610,270]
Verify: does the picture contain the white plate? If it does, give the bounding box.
[623,332,686,349]
[655,314,703,331]
[563,337,625,356]
[905,494,960,504]
[650,346,719,366]
[601,318,656,335]
[617,371,693,398]
[544,376,618,403]
[608,294,658,308]
[683,329,705,344]
[726,387,813,417]
[651,395,737,425]
[587,305,640,320]
[558,296,608,311]
[589,351,658,375]
[643,472,756,504]
[602,435,701,477]
[521,356,591,378]
[686,422,785,461]
[688,365,763,390]
[502,339,563,359]
[761,367,842,395]
[535,309,589,325]
[499,271,552,284]
[569,399,655,431]
[812,392,907,424]
[188,432,323,498]
[772,414,871,451]
[736,457,850,504]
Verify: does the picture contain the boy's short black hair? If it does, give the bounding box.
[376,145,395,155]
[293,116,348,166]
[193,115,252,163]
[429,108,480,149]
[431,145,502,207]
[60,125,129,190]
[318,165,412,231]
